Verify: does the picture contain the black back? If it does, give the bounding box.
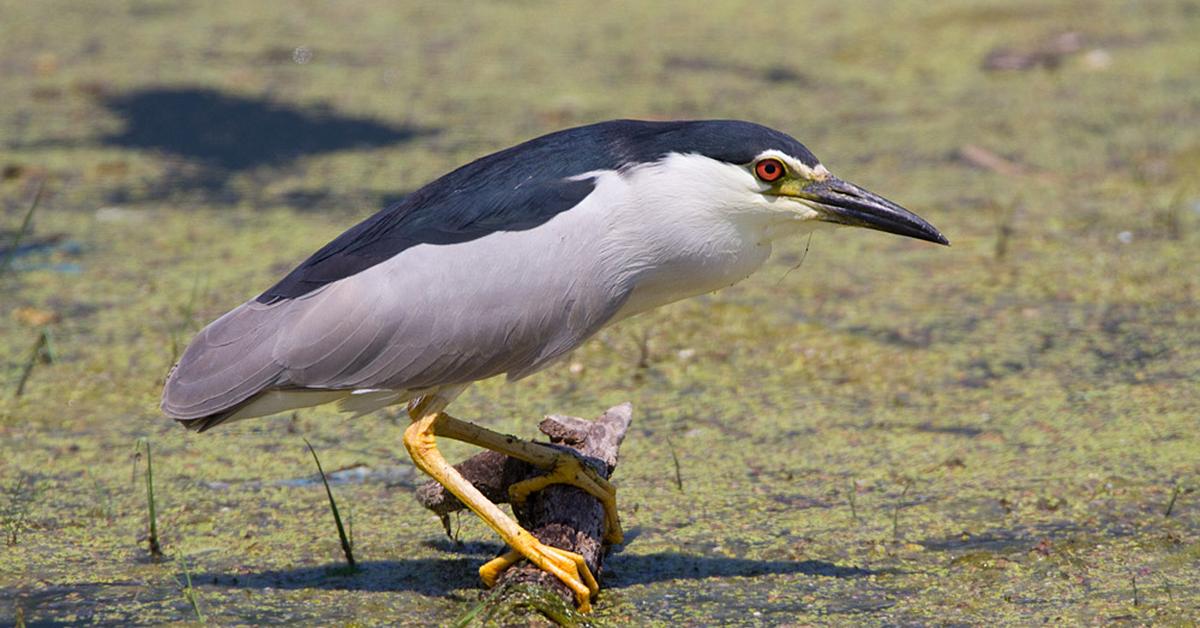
[257,119,819,303]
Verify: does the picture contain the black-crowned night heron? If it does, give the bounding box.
[162,119,947,610]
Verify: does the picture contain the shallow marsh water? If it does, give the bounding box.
[1,0,1198,624]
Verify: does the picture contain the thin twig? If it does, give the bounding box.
[779,232,814,284]
[664,436,684,492]
[1164,483,1182,517]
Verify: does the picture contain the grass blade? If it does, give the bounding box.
[169,275,204,365]
[3,474,38,547]
[664,436,684,492]
[175,553,206,623]
[1164,483,1182,517]
[12,329,52,399]
[892,480,912,543]
[452,581,510,628]
[848,479,862,525]
[303,438,356,568]
[136,438,163,557]
[0,179,44,281]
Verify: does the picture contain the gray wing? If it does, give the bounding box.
[161,299,292,422]
[162,229,631,428]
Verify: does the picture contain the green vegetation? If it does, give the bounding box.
[174,553,205,624]
[304,437,357,570]
[11,329,53,400]
[1,0,1198,624]
[0,181,43,282]
[135,438,163,558]
[2,475,38,548]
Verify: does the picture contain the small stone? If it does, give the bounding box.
[34,52,58,76]
[1083,49,1112,70]
[95,206,148,223]
[292,46,313,64]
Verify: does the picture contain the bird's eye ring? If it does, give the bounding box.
[754,158,786,183]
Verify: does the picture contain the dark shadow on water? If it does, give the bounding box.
[196,558,486,596]
[606,553,882,586]
[920,519,1136,554]
[102,87,428,171]
[194,553,882,596]
[86,87,435,207]
[840,420,986,438]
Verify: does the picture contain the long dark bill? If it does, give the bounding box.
[806,177,949,245]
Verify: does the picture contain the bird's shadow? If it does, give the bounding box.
[101,87,428,172]
[604,553,882,587]
[20,86,433,208]
[195,537,882,596]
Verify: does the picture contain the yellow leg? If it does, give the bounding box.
[433,412,623,544]
[403,401,599,611]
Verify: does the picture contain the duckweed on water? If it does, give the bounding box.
[2,0,1198,624]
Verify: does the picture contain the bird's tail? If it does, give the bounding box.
[175,388,351,432]
[177,410,238,433]
[162,299,290,428]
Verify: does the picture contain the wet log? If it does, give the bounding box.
[415,403,633,610]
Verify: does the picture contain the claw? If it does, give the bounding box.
[480,534,598,611]
[412,410,619,612]
[479,549,520,588]
[508,453,624,545]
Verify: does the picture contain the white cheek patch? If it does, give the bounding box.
[792,199,825,221]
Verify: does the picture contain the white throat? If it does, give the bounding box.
[581,152,814,321]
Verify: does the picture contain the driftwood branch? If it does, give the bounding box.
[416,403,633,609]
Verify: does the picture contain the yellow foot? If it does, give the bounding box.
[479,533,600,612]
[508,453,624,545]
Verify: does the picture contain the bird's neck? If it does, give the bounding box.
[597,161,788,321]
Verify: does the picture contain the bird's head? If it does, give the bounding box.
[738,149,948,245]
[610,120,948,246]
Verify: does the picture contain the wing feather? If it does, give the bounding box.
[165,159,635,429]
[161,300,292,420]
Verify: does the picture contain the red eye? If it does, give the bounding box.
[754,158,785,182]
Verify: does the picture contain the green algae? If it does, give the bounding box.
[2,0,1199,624]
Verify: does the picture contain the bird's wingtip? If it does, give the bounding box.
[175,414,224,433]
